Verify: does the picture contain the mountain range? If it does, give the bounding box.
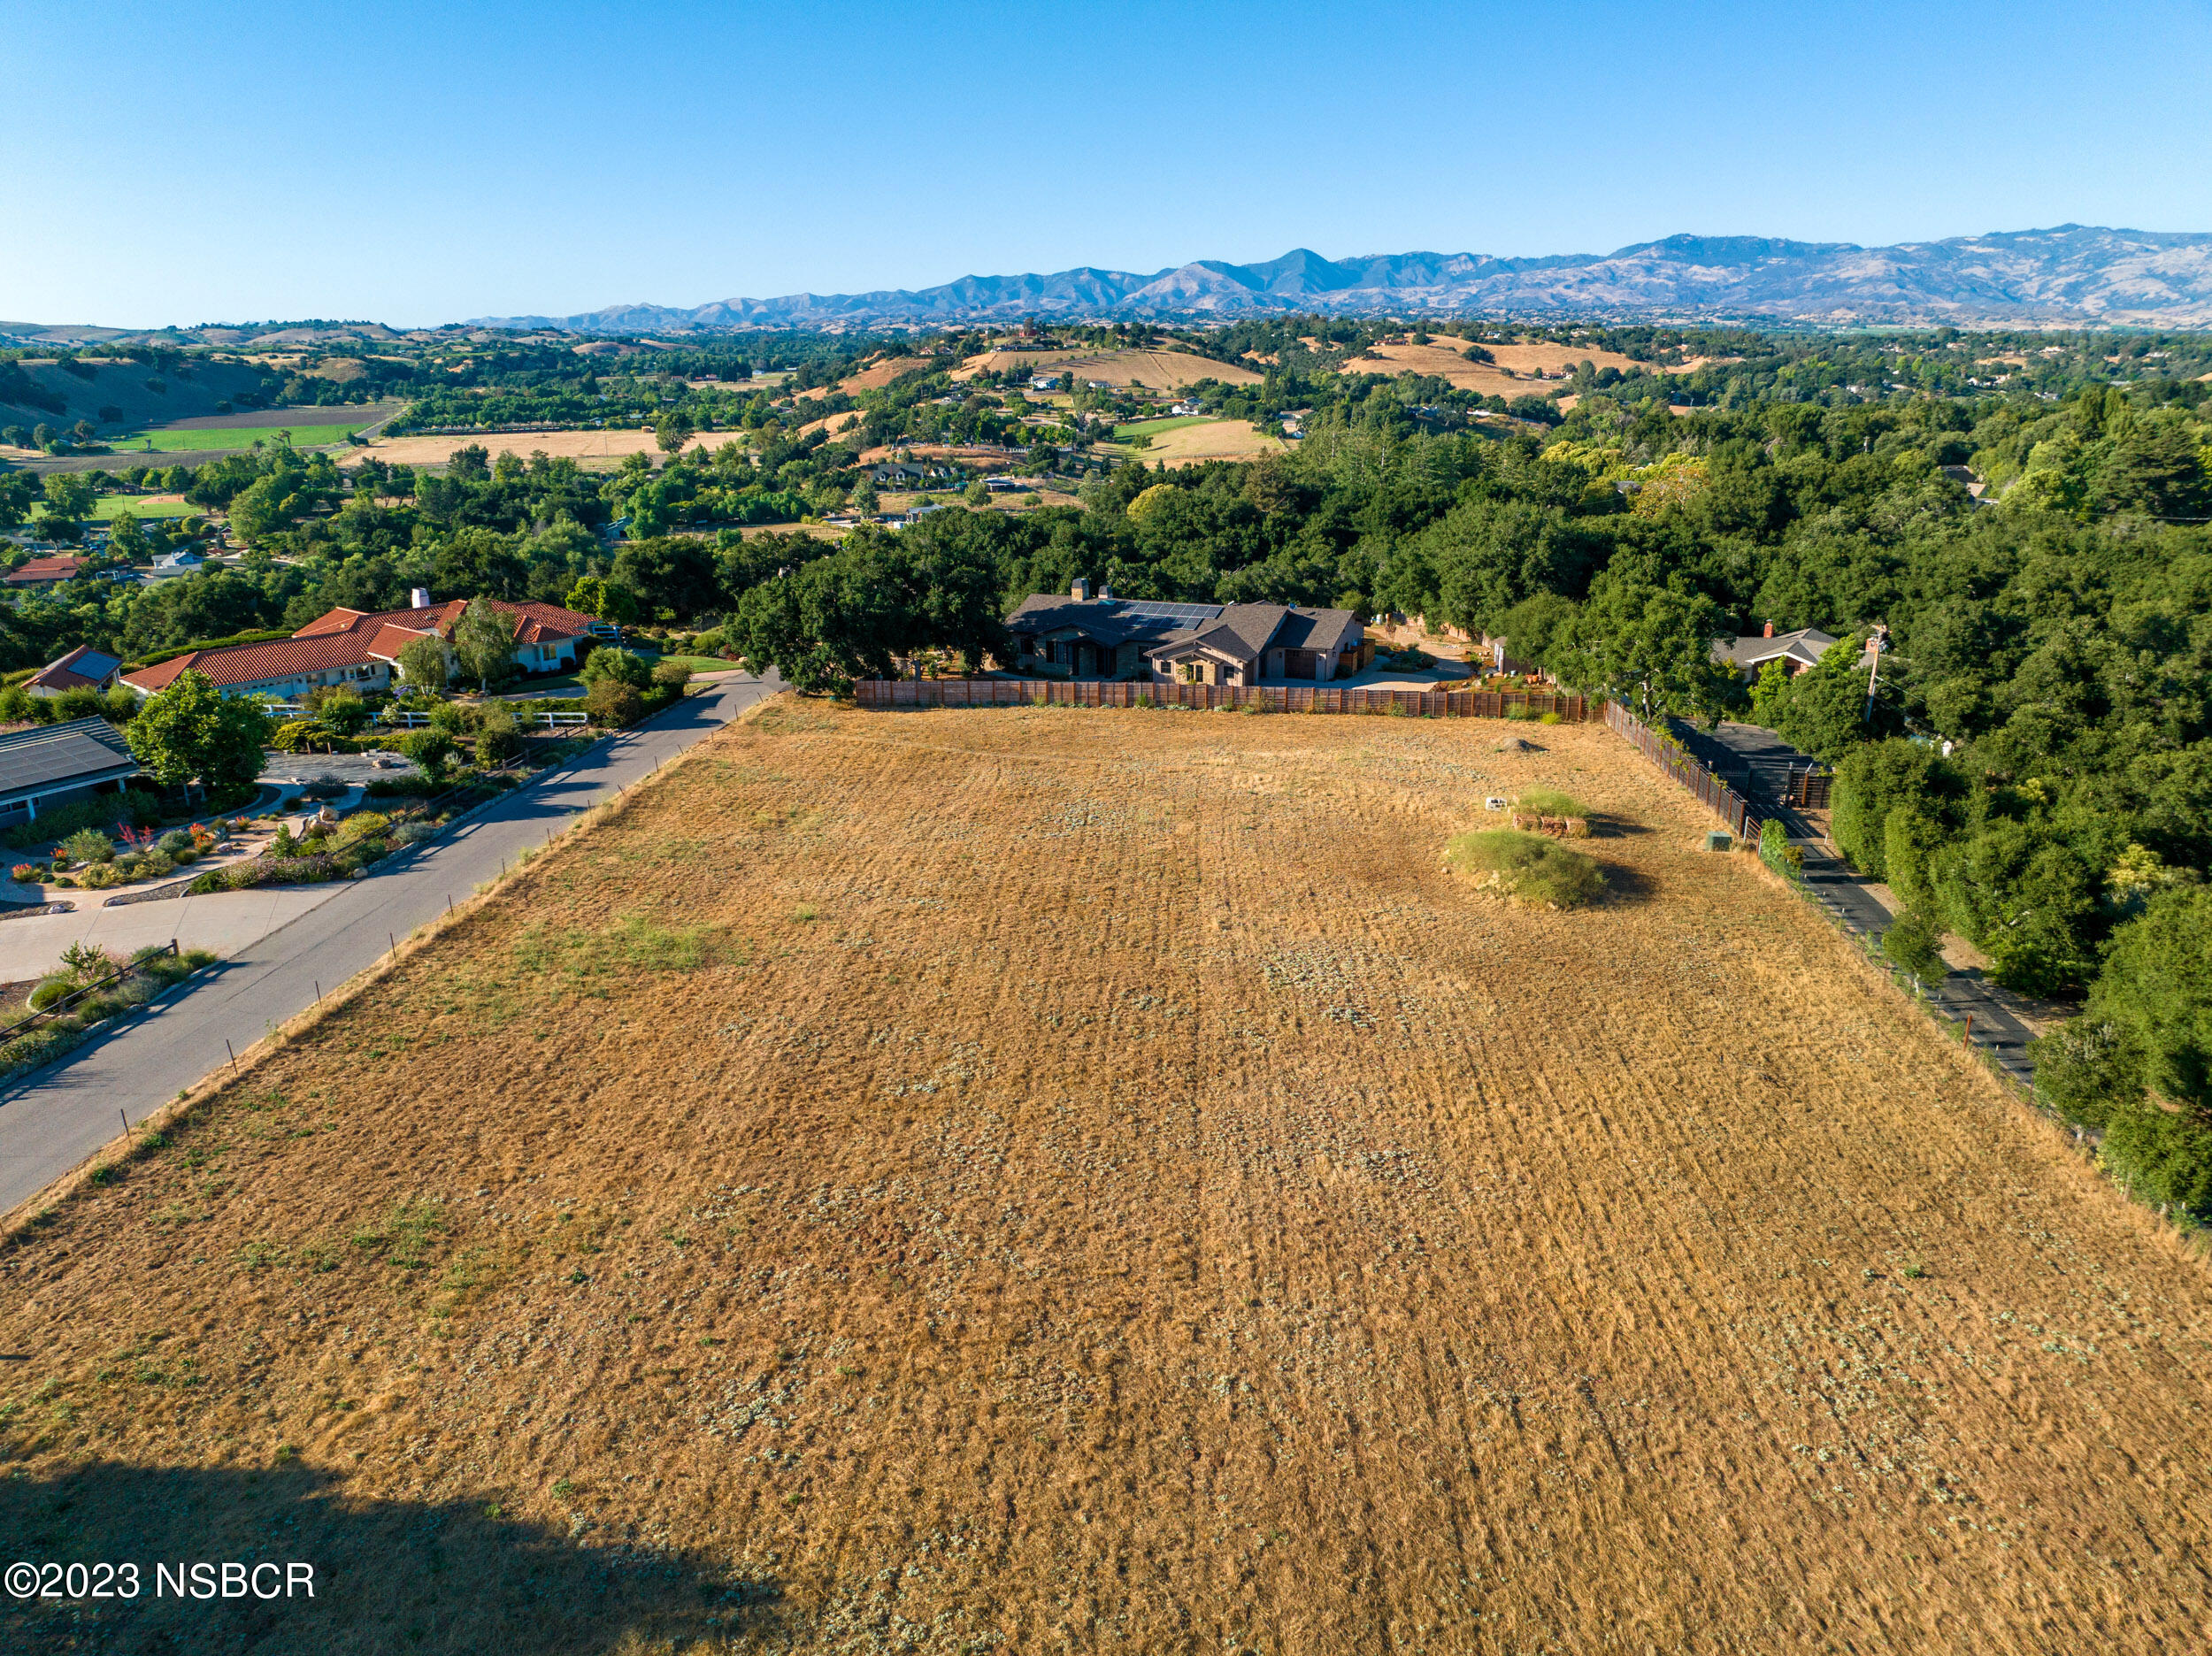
[470,226,2212,333]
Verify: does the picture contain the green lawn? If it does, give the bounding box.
[1111,415,1214,441]
[90,494,198,520]
[647,655,740,674]
[111,422,366,454]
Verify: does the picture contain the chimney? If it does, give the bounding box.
[411,587,433,610]
[1763,619,1774,638]
[1071,578,1092,601]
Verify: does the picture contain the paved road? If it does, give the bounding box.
[0,671,780,1215]
[1664,717,2047,1089]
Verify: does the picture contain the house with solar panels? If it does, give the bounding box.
[1004,580,1372,686]
[0,718,142,829]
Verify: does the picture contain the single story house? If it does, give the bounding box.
[1171,399,1203,417]
[149,548,205,579]
[27,645,124,697]
[1029,373,1063,391]
[5,554,89,587]
[1714,621,1883,682]
[1146,602,1368,686]
[120,594,600,701]
[0,717,141,827]
[1005,581,1371,685]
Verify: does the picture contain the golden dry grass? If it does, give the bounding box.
[956,348,1263,390]
[4,705,2210,1653]
[343,428,763,470]
[1128,418,1286,467]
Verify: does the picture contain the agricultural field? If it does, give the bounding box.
[2,702,2208,1653]
[115,420,370,453]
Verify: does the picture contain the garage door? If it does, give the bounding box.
[1283,649,1318,679]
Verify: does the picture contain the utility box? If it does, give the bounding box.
[1702,830,1732,853]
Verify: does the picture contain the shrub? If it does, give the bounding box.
[334,810,391,847]
[12,862,42,882]
[1514,789,1587,819]
[2031,1016,2144,1129]
[28,975,79,1010]
[475,703,523,769]
[581,647,651,691]
[1880,910,1948,988]
[364,776,438,799]
[1758,816,1803,878]
[2098,1107,2212,1221]
[59,827,114,863]
[1537,710,1563,724]
[400,729,457,782]
[585,680,645,728]
[651,659,693,689]
[1443,828,1606,908]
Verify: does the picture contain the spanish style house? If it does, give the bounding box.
[120,594,599,701]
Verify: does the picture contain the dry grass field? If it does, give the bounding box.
[1127,418,1286,467]
[343,429,763,471]
[4,704,2210,1654]
[956,348,1263,391]
[1340,340,1726,396]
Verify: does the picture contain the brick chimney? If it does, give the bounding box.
[1763,619,1775,638]
[1071,578,1092,601]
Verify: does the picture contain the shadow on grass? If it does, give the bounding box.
[1594,857,1659,906]
[0,1459,779,1654]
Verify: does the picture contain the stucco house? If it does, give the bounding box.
[120,594,599,701]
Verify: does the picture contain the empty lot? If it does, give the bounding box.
[2,703,2207,1653]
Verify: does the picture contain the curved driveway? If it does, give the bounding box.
[0,671,780,1215]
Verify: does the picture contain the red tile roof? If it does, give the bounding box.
[119,598,599,694]
[6,555,88,585]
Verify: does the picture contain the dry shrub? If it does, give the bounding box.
[1445,826,1605,908]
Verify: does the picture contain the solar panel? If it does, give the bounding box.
[1115,600,1222,627]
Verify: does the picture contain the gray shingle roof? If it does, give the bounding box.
[0,717,140,801]
[1714,627,1839,672]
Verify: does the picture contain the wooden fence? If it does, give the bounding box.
[853,678,1601,720]
[1604,702,1765,841]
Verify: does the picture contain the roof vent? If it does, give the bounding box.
[411,588,432,610]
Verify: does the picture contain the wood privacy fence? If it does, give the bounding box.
[1604,702,1765,841]
[853,678,1601,720]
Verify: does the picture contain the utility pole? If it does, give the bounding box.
[1863,625,1888,724]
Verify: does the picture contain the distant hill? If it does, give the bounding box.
[0,356,267,437]
[471,226,2212,331]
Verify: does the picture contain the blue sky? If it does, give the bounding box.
[4,0,2208,327]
